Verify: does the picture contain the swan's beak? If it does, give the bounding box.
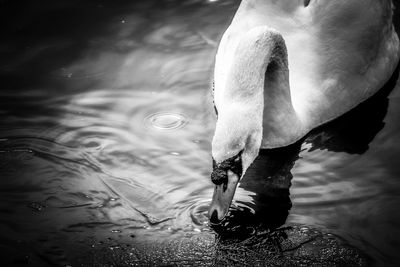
[209,170,240,224]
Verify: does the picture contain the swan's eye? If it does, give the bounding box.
[213,104,218,117]
[212,80,218,117]
[229,150,243,178]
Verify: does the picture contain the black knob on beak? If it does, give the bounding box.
[211,168,227,185]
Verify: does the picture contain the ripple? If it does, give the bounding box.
[173,199,210,231]
[144,112,188,131]
[189,201,210,226]
[51,67,107,80]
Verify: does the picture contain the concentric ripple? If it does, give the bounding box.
[189,201,210,227]
[173,199,211,232]
[144,112,188,131]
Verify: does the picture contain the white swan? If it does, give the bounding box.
[209,0,400,223]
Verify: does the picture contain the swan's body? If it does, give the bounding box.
[209,0,400,223]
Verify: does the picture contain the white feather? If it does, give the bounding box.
[212,0,400,174]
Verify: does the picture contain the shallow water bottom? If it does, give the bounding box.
[3,225,367,267]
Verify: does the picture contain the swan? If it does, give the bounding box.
[208,0,400,223]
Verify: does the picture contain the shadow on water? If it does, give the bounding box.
[305,64,400,155]
[212,63,400,248]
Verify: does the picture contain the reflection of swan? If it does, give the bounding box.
[211,65,398,232]
[306,63,399,154]
[214,145,300,234]
[209,0,400,223]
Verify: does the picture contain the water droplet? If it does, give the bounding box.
[144,112,187,131]
[300,226,309,232]
[111,229,122,233]
[169,151,181,156]
[59,68,73,78]
[28,202,45,212]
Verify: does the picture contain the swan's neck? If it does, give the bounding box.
[224,27,300,149]
[224,27,289,101]
[213,26,299,169]
[214,27,289,101]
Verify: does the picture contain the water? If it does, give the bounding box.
[1,0,399,266]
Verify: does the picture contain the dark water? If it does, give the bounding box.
[1,0,399,266]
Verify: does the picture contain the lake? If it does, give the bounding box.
[1,0,399,266]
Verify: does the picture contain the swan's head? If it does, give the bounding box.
[209,105,263,224]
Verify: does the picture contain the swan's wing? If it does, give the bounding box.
[228,0,399,145]
[302,0,399,127]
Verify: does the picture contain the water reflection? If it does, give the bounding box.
[213,63,399,239]
[306,64,399,154]
[214,145,300,237]
[0,1,239,265]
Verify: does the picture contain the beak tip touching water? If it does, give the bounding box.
[208,203,227,225]
[208,170,240,225]
[209,209,220,225]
